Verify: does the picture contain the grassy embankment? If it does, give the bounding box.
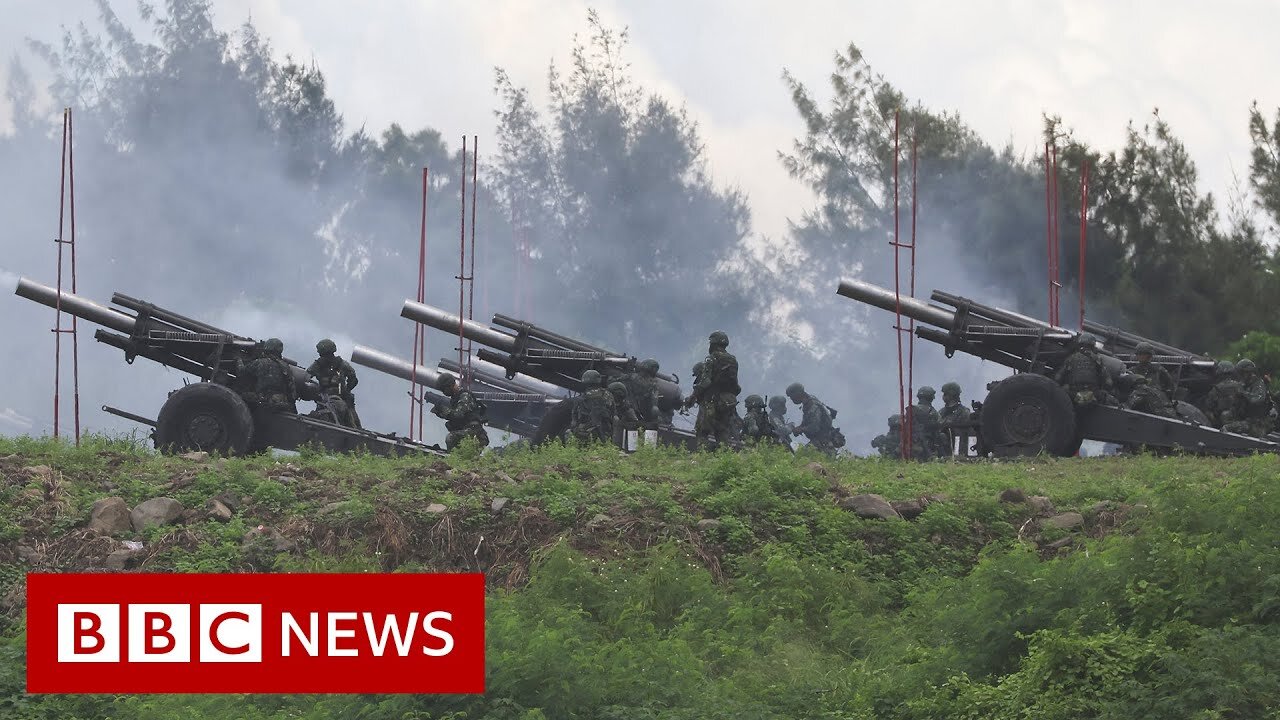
[1,435,1278,719]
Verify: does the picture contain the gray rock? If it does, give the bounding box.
[1043,535,1075,552]
[130,497,184,532]
[586,513,611,529]
[1027,496,1056,515]
[206,498,233,522]
[496,471,515,484]
[89,496,132,536]
[838,494,901,520]
[213,491,242,513]
[17,545,41,564]
[490,497,509,513]
[696,518,721,530]
[242,526,294,552]
[425,503,448,514]
[891,499,927,520]
[179,451,208,461]
[999,488,1027,503]
[1043,512,1085,531]
[105,548,143,570]
[24,465,55,484]
[806,462,829,477]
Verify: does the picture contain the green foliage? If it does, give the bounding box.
[1223,330,1280,392]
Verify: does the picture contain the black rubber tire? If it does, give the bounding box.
[980,373,1078,457]
[154,382,254,456]
[532,399,574,447]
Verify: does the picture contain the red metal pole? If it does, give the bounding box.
[1079,158,1089,330]
[467,136,478,380]
[411,167,429,440]
[68,107,80,444]
[1044,143,1051,325]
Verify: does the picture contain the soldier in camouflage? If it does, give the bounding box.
[1234,359,1274,436]
[785,382,843,455]
[912,386,946,458]
[570,369,616,444]
[307,338,361,428]
[938,382,971,456]
[767,395,794,447]
[1130,341,1175,396]
[1203,361,1246,432]
[871,414,901,459]
[741,394,784,446]
[431,373,489,451]
[238,338,297,413]
[1119,372,1175,418]
[622,359,663,427]
[608,381,640,431]
[682,332,741,449]
[1054,332,1114,407]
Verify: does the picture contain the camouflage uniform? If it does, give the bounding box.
[432,374,489,451]
[570,370,616,444]
[1130,342,1175,395]
[786,383,843,455]
[608,381,640,430]
[307,339,361,428]
[742,395,783,446]
[1203,361,1246,432]
[683,332,741,448]
[621,359,662,427]
[911,386,946,458]
[1054,333,1113,407]
[1235,359,1273,437]
[239,338,297,413]
[938,382,971,456]
[1120,374,1175,418]
[871,415,902,459]
[767,395,794,447]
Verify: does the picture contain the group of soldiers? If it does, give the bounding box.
[232,337,363,429]
[1056,333,1275,437]
[870,382,974,459]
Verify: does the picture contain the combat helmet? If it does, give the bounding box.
[745,394,764,409]
[638,358,659,376]
[917,386,936,401]
[1134,341,1154,358]
[1215,361,1235,377]
[607,381,628,396]
[941,381,961,398]
[581,369,603,387]
[768,395,787,412]
[708,331,729,348]
[435,373,458,392]
[316,338,337,356]
[263,338,284,357]
[785,382,806,398]
[1077,332,1097,349]
[1236,358,1257,374]
[888,414,901,428]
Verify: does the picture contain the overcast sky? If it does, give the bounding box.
[3,0,1278,242]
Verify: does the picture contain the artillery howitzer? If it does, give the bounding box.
[398,301,698,449]
[14,278,444,457]
[837,277,1277,457]
[350,346,565,439]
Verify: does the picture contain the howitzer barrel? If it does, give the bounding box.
[836,278,957,330]
[437,358,565,397]
[1082,320,1206,359]
[930,290,1061,332]
[111,292,243,338]
[400,301,519,353]
[491,313,618,355]
[15,278,136,335]
[351,345,443,389]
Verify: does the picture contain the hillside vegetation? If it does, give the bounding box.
[1,436,1278,719]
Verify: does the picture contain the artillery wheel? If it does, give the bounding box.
[532,399,574,447]
[154,382,254,456]
[980,373,1077,457]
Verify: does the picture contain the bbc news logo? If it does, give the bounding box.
[27,573,484,693]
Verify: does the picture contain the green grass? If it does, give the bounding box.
[2,436,1279,718]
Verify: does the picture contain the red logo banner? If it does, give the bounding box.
[26,573,485,693]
